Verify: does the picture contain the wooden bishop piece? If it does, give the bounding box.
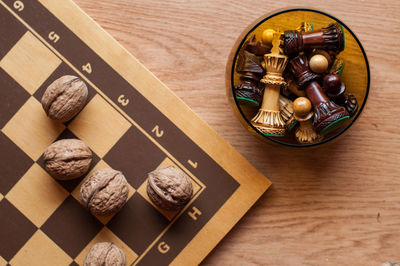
[251,32,288,136]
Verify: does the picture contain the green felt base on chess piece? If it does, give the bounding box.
[288,120,298,131]
[236,97,259,107]
[319,115,350,136]
[263,132,285,137]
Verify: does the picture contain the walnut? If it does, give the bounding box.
[147,166,193,211]
[80,168,129,216]
[41,75,88,122]
[84,242,126,266]
[43,139,92,180]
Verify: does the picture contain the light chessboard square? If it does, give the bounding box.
[6,163,69,227]
[0,31,61,95]
[0,255,6,266]
[69,94,131,158]
[9,230,73,266]
[1,97,65,160]
[75,227,138,265]
[71,160,136,225]
[0,193,3,202]
[137,157,202,221]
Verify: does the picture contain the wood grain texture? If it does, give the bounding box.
[72,0,400,265]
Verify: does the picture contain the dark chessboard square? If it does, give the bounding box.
[41,196,103,258]
[103,126,165,188]
[108,193,169,255]
[33,63,97,126]
[0,131,33,194]
[0,199,37,261]
[70,261,80,266]
[0,6,26,61]
[0,68,31,129]
[36,128,100,192]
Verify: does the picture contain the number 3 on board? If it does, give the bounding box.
[13,1,24,11]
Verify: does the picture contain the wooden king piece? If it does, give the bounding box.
[251,32,288,136]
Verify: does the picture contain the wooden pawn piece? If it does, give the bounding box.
[293,97,320,144]
[251,32,288,136]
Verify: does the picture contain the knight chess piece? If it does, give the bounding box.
[234,50,264,106]
[324,74,359,117]
[279,95,297,131]
[281,22,345,56]
[293,97,320,144]
[251,32,288,136]
[289,54,349,134]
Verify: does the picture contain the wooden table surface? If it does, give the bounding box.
[73,0,400,265]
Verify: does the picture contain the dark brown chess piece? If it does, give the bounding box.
[323,74,358,117]
[244,34,271,56]
[234,50,264,106]
[281,22,345,56]
[289,55,349,134]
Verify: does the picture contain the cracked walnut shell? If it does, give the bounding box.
[43,139,92,180]
[80,168,129,216]
[41,75,88,122]
[84,242,126,266]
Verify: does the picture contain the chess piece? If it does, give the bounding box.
[262,29,275,45]
[234,50,264,106]
[281,22,345,55]
[324,74,359,117]
[293,97,320,144]
[244,34,271,55]
[309,54,329,73]
[296,22,314,32]
[147,166,193,211]
[329,57,345,75]
[279,95,297,130]
[251,32,288,136]
[289,54,349,134]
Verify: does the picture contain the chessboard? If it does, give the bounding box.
[0,0,271,265]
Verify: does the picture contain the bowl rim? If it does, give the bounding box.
[226,7,370,148]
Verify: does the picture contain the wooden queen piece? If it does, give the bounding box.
[251,32,288,136]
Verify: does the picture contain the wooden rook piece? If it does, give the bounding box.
[279,95,297,131]
[244,34,271,56]
[289,54,349,135]
[251,32,288,136]
[293,97,321,144]
[324,74,359,117]
[234,50,264,106]
[281,22,345,56]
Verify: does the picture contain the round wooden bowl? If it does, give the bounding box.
[226,8,370,147]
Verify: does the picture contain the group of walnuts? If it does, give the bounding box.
[41,75,194,265]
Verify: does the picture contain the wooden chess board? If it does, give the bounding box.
[0,0,271,265]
